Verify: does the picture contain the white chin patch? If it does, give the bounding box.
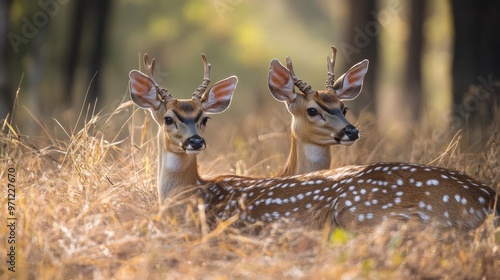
[185,149,202,155]
[339,140,356,146]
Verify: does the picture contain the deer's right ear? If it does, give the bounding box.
[333,60,369,101]
[129,70,162,109]
[201,76,238,114]
[268,59,296,103]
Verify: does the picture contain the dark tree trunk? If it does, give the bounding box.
[405,0,426,123]
[0,0,13,121]
[63,0,86,108]
[450,0,500,144]
[343,0,379,115]
[63,0,112,109]
[87,0,112,106]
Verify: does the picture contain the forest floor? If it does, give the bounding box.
[1,101,499,280]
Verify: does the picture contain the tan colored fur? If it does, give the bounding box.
[130,53,498,232]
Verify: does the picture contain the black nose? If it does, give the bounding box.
[343,125,359,140]
[184,135,206,150]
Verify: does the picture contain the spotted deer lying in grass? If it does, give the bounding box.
[260,47,499,229]
[130,53,499,232]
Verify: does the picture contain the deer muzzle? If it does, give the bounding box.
[334,124,359,145]
[182,135,206,154]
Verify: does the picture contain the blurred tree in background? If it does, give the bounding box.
[63,0,112,109]
[450,0,500,147]
[343,0,379,116]
[0,0,498,146]
[0,0,13,121]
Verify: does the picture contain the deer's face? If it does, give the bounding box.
[129,55,237,155]
[154,99,209,154]
[288,90,358,146]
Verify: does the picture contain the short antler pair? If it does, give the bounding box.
[142,53,211,102]
[286,46,338,95]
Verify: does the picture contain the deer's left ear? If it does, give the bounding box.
[129,70,162,109]
[268,59,296,103]
[201,76,238,113]
[334,59,369,100]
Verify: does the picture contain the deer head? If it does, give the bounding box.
[268,46,369,146]
[129,53,238,155]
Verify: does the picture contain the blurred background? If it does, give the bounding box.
[1,0,499,150]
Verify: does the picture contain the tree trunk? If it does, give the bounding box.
[0,0,13,121]
[404,0,426,123]
[450,0,500,147]
[86,0,112,106]
[63,0,86,108]
[63,0,112,110]
[344,0,379,116]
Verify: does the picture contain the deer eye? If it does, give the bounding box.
[307,108,318,116]
[164,117,174,125]
[342,107,349,115]
[201,117,209,126]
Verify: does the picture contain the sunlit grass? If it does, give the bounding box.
[1,100,499,279]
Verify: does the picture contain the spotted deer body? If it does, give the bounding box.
[205,163,498,230]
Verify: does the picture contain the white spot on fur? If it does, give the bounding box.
[478,197,486,204]
[426,179,439,186]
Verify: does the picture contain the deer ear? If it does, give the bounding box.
[201,76,237,114]
[268,59,296,103]
[334,59,369,100]
[129,70,162,109]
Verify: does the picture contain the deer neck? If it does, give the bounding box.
[157,132,201,201]
[280,134,331,176]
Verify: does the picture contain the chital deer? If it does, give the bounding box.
[130,53,498,232]
[129,53,237,200]
[268,46,369,176]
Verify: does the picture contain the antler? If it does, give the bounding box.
[192,53,211,100]
[143,53,171,102]
[325,46,337,91]
[286,57,314,95]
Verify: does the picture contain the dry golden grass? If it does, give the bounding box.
[1,101,499,280]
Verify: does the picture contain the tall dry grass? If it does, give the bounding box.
[0,100,499,280]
